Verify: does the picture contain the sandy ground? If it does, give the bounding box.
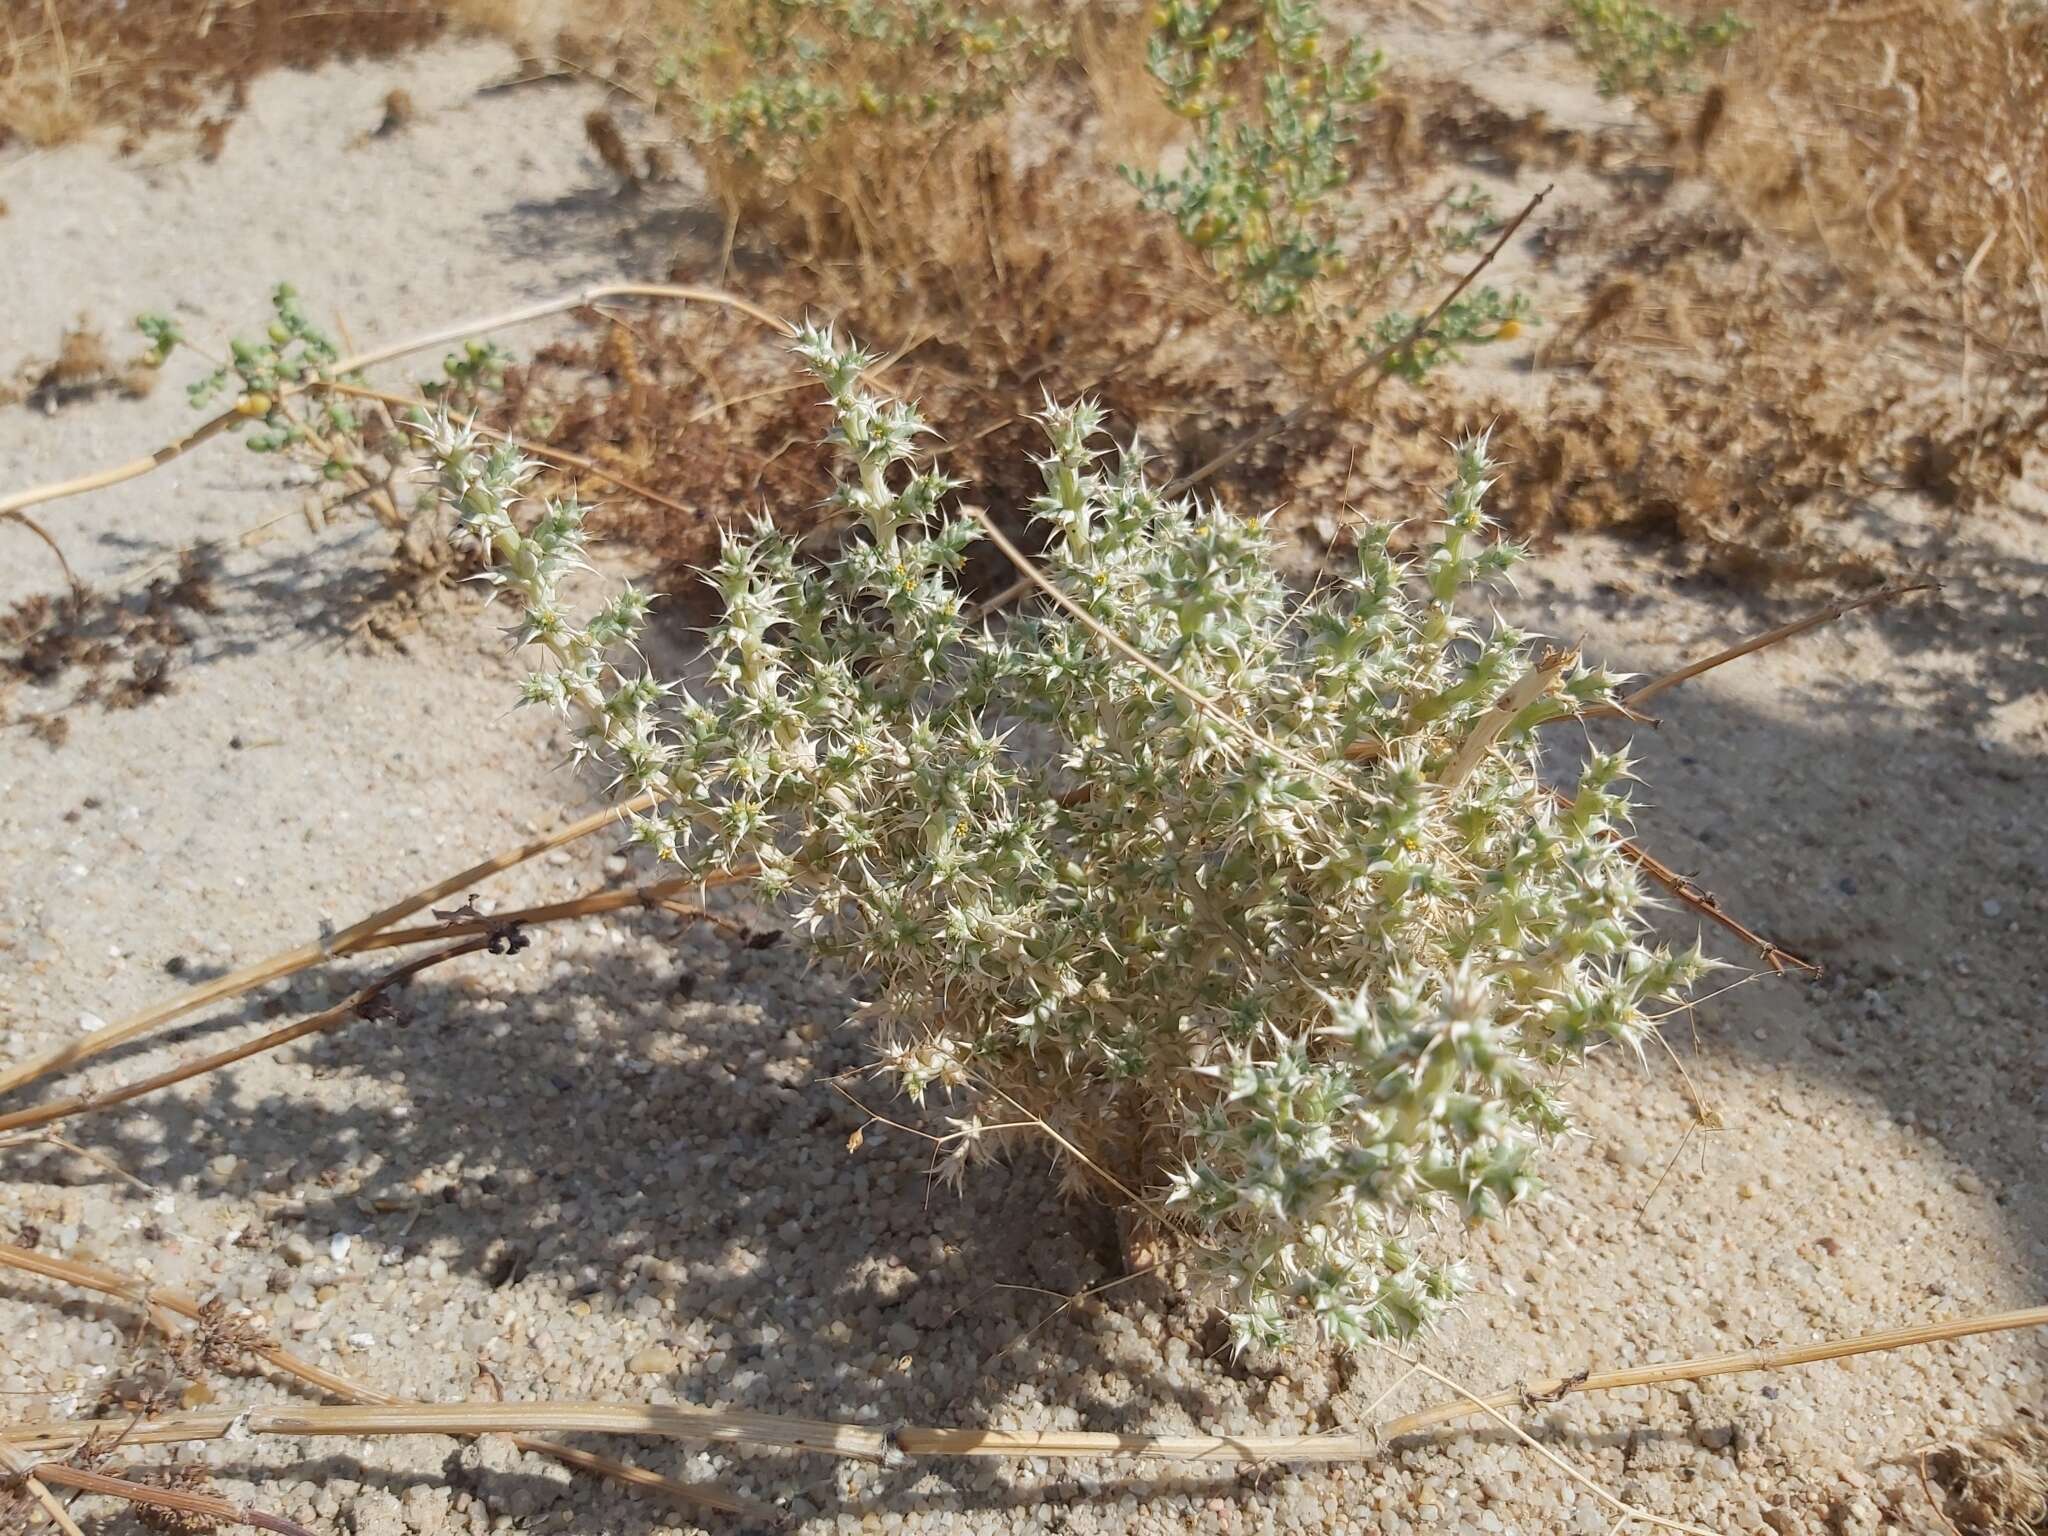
[3,23,2046,1536]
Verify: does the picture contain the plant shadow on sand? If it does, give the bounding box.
[4,534,2043,1527]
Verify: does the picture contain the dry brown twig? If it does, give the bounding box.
[0,1242,766,1519]
[5,1252,2039,1474]
[27,1460,320,1536]
[0,870,762,1134]
[1581,581,1941,721]
[0,789,668,1101]
[0,1439,88,1536]
[0,936,494,1136]
[0,283,794,523]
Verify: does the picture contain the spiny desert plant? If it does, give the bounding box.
[425,324,1705,1349]
[1562,0,1748,97]
[1131,0,1533,383]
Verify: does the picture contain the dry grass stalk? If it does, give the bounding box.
[0,1439,89,1536]
[4,1259,2040,1468]
[0,872,762,1134]
[1379,1305,2048,1439]
[0,789,677,1099]
[1581,581,1941,720]
[1581,800,1819,976]
[0,283,793,522]
[27,1461,318,1536]
[0,1242,764,1518]
[0,937,494,1136]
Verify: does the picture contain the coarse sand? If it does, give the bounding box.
[2,28,2045,1536]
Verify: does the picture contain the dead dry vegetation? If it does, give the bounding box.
[411,0,2046,590]
[7,0,2041,587]
[0,0,447,153]
[3,0,2048,1528]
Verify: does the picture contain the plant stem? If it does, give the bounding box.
[0,938,488,1135]
[1580,581,1941,721]
[5,1252,2038,1472]
[0,1242,763,1518]
[1163,185,1554,500]
[27,1463,320,1536]
[1379,1303,2048,1438]
[0,284,793,521]
[0,791,662,1102]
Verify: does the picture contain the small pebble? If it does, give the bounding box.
[627,1345,677,1375]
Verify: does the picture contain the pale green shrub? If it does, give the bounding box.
[425,326,1704,1349]
[1131,0,1534,381]
[1563,0,1749,96]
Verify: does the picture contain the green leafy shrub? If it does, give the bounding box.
[1563,0,1749,96]
[426,326,1704,1348]
[1130,0,1533,382]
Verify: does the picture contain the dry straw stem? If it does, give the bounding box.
[0,789,666,1101]
[1581,581,1940,721]
[0,1242,765,1518]
[1587,807,1819,976]
[1378,1303,2048,1440]
[1437,647,1575,790]
[5,1264,2041,1470]
[0,1440,88,1536]
[0,867,761,1133]
[26,1461,319,1536]
[0,283,794,522]
[0,936,491,1136]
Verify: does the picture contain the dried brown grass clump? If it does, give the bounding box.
[1337,54,2045,581]
[1482,200,2045,577]
[0,0,444,149]
[4,316,160,412]
[1925,1416,2048,1536]
[1706,0,2048,301]
[1,547,219,745]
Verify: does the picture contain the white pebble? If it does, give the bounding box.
[330,1232,354,1263]
[77,1011,107,1033]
